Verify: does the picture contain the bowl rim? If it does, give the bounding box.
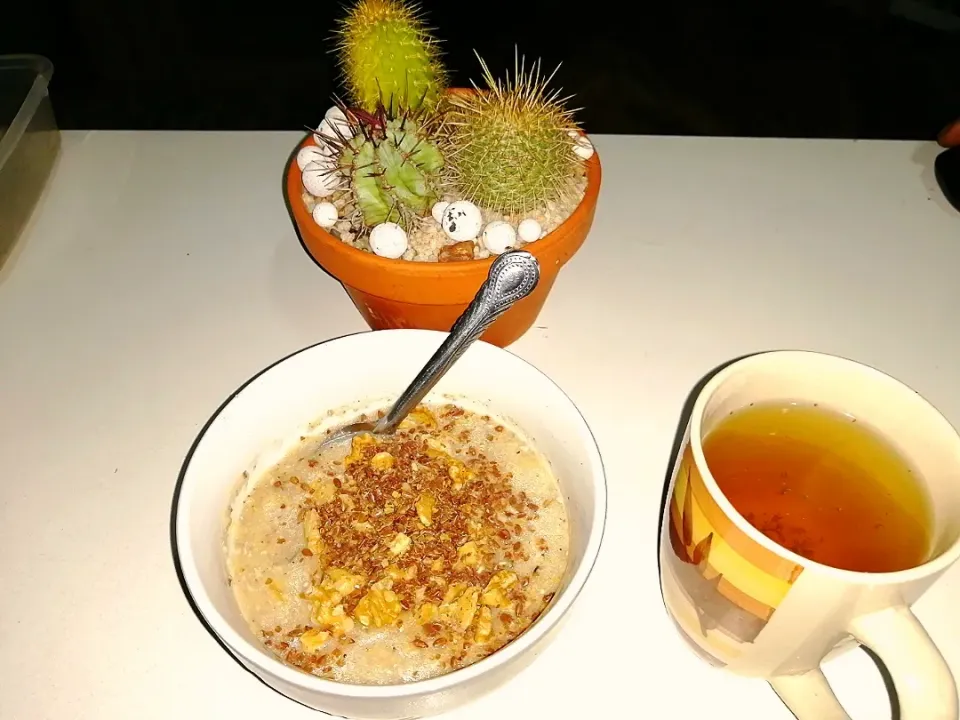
[174,328,608,699]
[285,92,603,274]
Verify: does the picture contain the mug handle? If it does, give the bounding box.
[769,606,958,719]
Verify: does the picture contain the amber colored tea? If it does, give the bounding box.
[703,402,932,573]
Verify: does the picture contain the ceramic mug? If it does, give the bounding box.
[659,350,960,719]
[175,329,607,720]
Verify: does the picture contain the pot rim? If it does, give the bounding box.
[285,92,602,276]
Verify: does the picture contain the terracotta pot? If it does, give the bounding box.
[284,93,602,347]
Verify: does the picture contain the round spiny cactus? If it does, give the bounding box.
[443,50,585,216]
[336,0,447,114]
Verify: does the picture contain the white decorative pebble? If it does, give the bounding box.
[573,134,595,160]
[369,222,408,259]
[302,161,340,198]
[312,201,338,229]
[441,200,483,241]
[567,129,580,138]
[518,218,542,243]
[325,105,348,125]
[431,201,449,224]
[482,220,518,255]
[297,145,328,171]
[314,115,352,146]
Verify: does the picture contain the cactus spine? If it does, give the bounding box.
[444,50,583,215]
[336,0,447,114]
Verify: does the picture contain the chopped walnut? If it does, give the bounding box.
[310,479,337,505]
[354,588,402,628]
[456,541,480,568]
[302,508,325,559]
[344,433,375,466]
[299,628,331,653]
[311,601,355,635]
[371,452,395,472]
[419,602,439,625]
[399,406,438,430]
[385,564,417,582]
[416,493,436,526]
[474,607,493,644]
[481,570,518,609]
[439,583,481,631]
[389,532,411,555]
[323,568,366,597]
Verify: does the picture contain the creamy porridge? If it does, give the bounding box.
[225,403,569,685]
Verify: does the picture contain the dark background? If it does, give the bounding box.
[4,0,959,139]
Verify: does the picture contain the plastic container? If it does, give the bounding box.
[0,54,60,270]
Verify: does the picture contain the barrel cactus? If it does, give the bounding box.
[443,51,584,216]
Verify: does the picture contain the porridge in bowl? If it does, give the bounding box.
[226,402,569,685]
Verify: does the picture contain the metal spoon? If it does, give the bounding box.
[319,249,541,449]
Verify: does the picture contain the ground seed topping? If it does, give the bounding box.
[230,403,568,683]
[301,406,538,638]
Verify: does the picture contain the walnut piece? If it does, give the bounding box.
[481,570,518,609]
[344,433,375,466]
[389,532,411,555]
[474,607,493,644]
[299,628,331,653]
[416,493,436,526]
[354,588,402,628]
[399,406,437,430]
[308,568,365,635]
[371,452,395,472]
[439,583,480,631]
[456,540,480,568]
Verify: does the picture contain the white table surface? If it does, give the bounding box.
[1,130,958,720]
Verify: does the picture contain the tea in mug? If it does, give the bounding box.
[703,402,932,573]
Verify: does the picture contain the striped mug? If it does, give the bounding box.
[659,351,960,719]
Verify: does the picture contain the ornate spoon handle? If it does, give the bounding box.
[374,250,541,434]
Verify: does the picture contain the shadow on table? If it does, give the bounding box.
[654,351,900,719]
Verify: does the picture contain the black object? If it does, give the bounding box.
[935,145,960,213]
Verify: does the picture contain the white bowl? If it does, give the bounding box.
[174,329,607,719]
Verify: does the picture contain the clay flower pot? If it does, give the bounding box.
[284,94,602,348]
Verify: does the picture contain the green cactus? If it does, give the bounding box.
[336,0,447,114]
[335,107,445,229]
[444,50,584,215]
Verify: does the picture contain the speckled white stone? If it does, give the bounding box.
[302,161,340,198]
[296,145,328,171]
[441,200,483,241]
[314,114,352,147]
